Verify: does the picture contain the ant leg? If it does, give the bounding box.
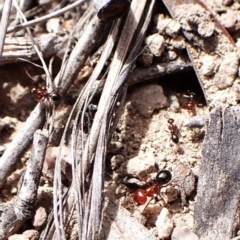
[131,197,153,217]
[159,192,170,209]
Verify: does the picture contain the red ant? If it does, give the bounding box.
[167,118,180,144]
[133,170,172,206]
[183,92,196,115]
[30,86,61,102]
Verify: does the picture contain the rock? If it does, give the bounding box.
[131,84,168,118]
[46,18,61,33]
[23,230,40,240]
[9,235,28,240]
[201,55,216,76]
[32,206,47,230]
[173,163,196,205]
[154,14,181,38]
[137,48,153,67]
[145,34,165,57]
[168,36,185,49]
[172,226,199,240]
[161,185,179,203]
[222,0,232,5]
[126,153,156,178]
[220,10,237,31]
[156,207,173,239]
[110,155,125,170]
[214,52,239,89]
[168,94,180,112]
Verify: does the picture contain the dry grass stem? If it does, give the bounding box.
[0,0,12,57]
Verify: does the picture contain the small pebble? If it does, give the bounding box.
[156,207,173,239]
[222,0,233,6]
[23,230,40,240]
[46,18,61,33]
[126,153,155,178]
[214,52,239,89]
[155,15,181,37]
[110,155,125,170]
[161,185,179,203]
[169,94,180,112]
[9,235,28,240]
[10,187,17,194]
[183,115,209,128]
[131,84,168,118]
[145,34,165,57]
[174,163,196,197]
[172,226,199,240]
[220,10,237,31]
[137,49,153,67]
[32,206,47,230]
[201,55,216,76]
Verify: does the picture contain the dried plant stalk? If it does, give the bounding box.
[0,130,48,239]
[79,0,153,239]
[1,34,64,64]
[0,0,12,57]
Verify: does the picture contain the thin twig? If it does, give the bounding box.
[13,0,52,88]
[128,60,192,86]
[7,0,87,33]
[51,16,110,240]
[0,103,46,188]
[79,1,151,238]
[0,0,12,57]
[1,34,64,65]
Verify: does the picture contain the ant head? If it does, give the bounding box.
[30,87,37,94]
[167,118,174,124]
[51,93,61,101]
[188,92,196,99]
[88,104,98,112]
[171,134,179,144]
[156,170,172,185]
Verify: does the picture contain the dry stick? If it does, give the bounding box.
[7,0,87,33]
[194,106,240,239]
[85,58,192,97]
[128,60,192,86]
[70,21,118,240]
[81,1,150,238]
[0,15,107,189]
[40,20,117,240]
[84,0,146,175]
[19,0,32,12]
[0,103,46,188]
[9,0,32,35]
[108,0,157,136]
[0,130,48,240]
[54,15,109,92]
[93,0,130,20]
[51,16,110,240]
[0,0,12,57]
[1,34,64,64]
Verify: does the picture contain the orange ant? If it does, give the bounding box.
[30,86,61,102]
[183,92,196,115]
[167,118,180,144]
[133,170,172,206]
